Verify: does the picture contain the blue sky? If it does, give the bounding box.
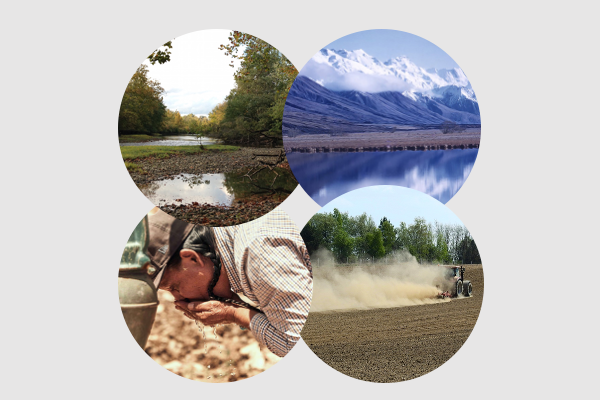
[326,29,460,70]
[141,29,241,116]
[318,186,465,227]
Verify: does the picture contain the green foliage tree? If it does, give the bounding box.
[434,232,452,264]
[300,212,337,255]
[365,230,385,259]
[405,218,435,262]
[213,31,298,146]
[118,65,167,134]
[379,217,396,255]
[333,226,354,263]
[455,237,481,264]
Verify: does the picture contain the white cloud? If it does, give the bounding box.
[300,58,412,93]
[141,29,242,115]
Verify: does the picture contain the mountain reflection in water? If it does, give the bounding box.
[138,167,297,206]
[287,149,478,206]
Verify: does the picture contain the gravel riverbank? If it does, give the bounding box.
[128,147,284,185]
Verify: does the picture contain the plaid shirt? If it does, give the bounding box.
[213,209,313,357]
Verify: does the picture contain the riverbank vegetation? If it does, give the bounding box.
[121,144,239,161]
[118,32,296,147]
[301,209,481,265]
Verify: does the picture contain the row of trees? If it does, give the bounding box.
[118,32,297,147]
[118,64,210,135]
[301,209,481,265]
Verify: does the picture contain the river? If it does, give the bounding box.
[120,135,223,146]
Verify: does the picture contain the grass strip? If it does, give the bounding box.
[124,161,146,174]
[120,144,240,161]
[118,134,163,143]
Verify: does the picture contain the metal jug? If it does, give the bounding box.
[118,216,158,348]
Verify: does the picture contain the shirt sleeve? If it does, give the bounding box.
[246,236,313,357]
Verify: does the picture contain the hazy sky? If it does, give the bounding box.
[325,29,460,69]
[140,29,241,116]
[318,186,465,227]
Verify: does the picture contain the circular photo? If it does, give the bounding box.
[300,186,483,382]
[118,208,313,382]
[118,30,298,226]
[283,29,481,206]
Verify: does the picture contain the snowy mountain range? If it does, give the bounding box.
[283,49,480,133]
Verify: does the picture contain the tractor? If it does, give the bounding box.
[436,265,473,298]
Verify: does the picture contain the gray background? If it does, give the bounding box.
[2,0,597,398]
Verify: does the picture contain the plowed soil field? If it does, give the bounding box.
[300,264,483,382]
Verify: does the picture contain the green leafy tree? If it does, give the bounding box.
[301,212,337,254]
[379,217,396,255]
[333,227,354,263]
[405,218,435,262]
[455,237,481,264]
[365,229,385,260]
[434,232,452,264]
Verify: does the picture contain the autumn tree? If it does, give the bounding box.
[118,64,166,134]
[215,31,298,146]
[147,41,173,65]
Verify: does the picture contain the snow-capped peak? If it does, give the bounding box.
[310,48,471,93]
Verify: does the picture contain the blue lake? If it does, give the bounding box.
[287,149,478,206]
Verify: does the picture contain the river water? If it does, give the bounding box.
[120,135,223,146]
[286,149,478,206]
[137,167,297,206]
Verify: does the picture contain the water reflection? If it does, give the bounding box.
[138,167,297,206]
[121,135,223,147]
[287,149,478,205]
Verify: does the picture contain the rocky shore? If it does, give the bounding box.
[159,197,287,227]
[127,147,284,185]
[125,147,295,226]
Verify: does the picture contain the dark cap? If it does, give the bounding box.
[146,209,195,288]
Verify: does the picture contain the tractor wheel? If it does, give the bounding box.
[462,281,472,297]
[455,280,463,297]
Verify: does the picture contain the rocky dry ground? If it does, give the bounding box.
[160,196,288,227]
[145,290,281,383]
[300,264,484,383]
[283,129,481,152]
[128,148,283,185]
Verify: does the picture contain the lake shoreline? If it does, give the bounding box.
[285,143,479,153]
[283,129,480,153]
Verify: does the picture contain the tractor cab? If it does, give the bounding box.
[438,265,471,298]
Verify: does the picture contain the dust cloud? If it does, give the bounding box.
[310,249,450,312]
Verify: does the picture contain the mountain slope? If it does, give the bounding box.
[294,48,480,127]
[283,76,479,134]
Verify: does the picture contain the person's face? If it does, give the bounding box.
[158,249,214,301]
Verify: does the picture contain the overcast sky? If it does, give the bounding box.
[140,29,242,116]
[318,186,465,227]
